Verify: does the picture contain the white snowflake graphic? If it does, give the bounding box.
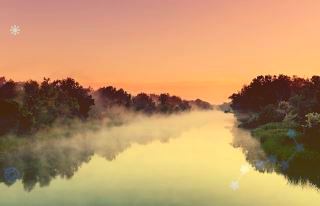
[255,160,265,170]
[229,162,250,191]
[10,25,21,36]
[230,180,240,191]
[240,163,250,175]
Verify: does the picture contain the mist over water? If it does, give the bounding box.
[1,110,320,206]
[0,111,217,191]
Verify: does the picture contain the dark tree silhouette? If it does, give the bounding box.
[0,79,17,100]
[95,86,132,108]
[230,75,320,127]
[0,76,211,136]
[192,99,213,110]
[132,93,156,113]
[0,78,20,135]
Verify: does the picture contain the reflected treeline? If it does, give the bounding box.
[280,155,320,189]
[0,140,94,191]
[0,134,173,191]
[0,111,205,191]
[231,121,320,190]
[230,120,267,163]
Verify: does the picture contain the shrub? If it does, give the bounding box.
[305,113,320,129]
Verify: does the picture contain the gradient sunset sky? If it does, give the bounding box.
[1,0,320,103]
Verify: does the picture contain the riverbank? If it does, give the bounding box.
[227,75,320,166]
[231,111,320,164]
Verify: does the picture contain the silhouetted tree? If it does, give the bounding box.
[230,75,320,128]
[158,93,191,113]
[0,78,20,135]
[54,78,94,118]
[0,76,209,136]
[192,99,213,110]
[95,86,131,108]
[0,79,17,99]
[132,93,156,113]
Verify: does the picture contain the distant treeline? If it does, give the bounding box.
[0,77,212,136]
[229,75,320,132]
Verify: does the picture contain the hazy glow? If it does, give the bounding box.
[1,111,320,205]
[1,0,320,103]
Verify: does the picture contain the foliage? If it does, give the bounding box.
[0,100,20,135]
[240,104,286,128]
[191,99,213,110]
[230,75,320,149]
[305,113,320,129]
[251,122,301,159]
[132,93,156,114]
[0,78,19,135]
[95,88,202,115]
[230,75,320,128]
[229,75,294,111]
[158,93,191,113]
[0,77,94,136]
[0,76,212,137]
[95,86,131,108]
[304,113,320,139]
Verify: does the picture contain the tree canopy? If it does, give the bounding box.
[0,76,212,136]
[229,75,320,128]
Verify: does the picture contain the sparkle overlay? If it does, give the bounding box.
[287,129,297,139]
[10,25,21,36]
[3,167,20,183]
[230,128,304,190]
[240,163,250,175]
[280,161,289,171]
[254,129,304,172]
[230,163,251,191]
[255,160,265,170]
[267,155,277,164]
[280,129,304,170]
[230,180,240,191]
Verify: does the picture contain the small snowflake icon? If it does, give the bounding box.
[287,129,297,139]
[255,160,265,170]
[10,25,21,36]
[240,163,250,175]
[268,155,277,164]
[230,180,240,191]
[3,167,20,183]
[295,144,304,152]
[280,161,289,171]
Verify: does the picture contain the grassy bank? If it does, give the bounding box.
[251,121,317,160]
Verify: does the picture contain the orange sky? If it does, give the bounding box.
[1,0,320,103]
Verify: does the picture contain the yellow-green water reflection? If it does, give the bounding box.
[0,111,320,205]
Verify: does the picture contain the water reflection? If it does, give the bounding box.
[0,112,210,191]
[0,141,93,191]
[0,132,175,191]
[231,121,320,190]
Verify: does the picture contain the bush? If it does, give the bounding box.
[302,113,320,148]
[305,113,320,129]
[251,122,299,159]
[132,93,156,113]
[240,105,285,128]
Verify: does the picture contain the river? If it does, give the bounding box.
[0,111,319,205]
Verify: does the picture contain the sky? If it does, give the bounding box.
[1,0,320,103]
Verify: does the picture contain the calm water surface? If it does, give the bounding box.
[0,111,320,205]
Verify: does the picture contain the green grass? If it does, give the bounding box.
[251,122,316,160]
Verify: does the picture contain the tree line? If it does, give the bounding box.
[229,75,320,133]
[0,77,212,136]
